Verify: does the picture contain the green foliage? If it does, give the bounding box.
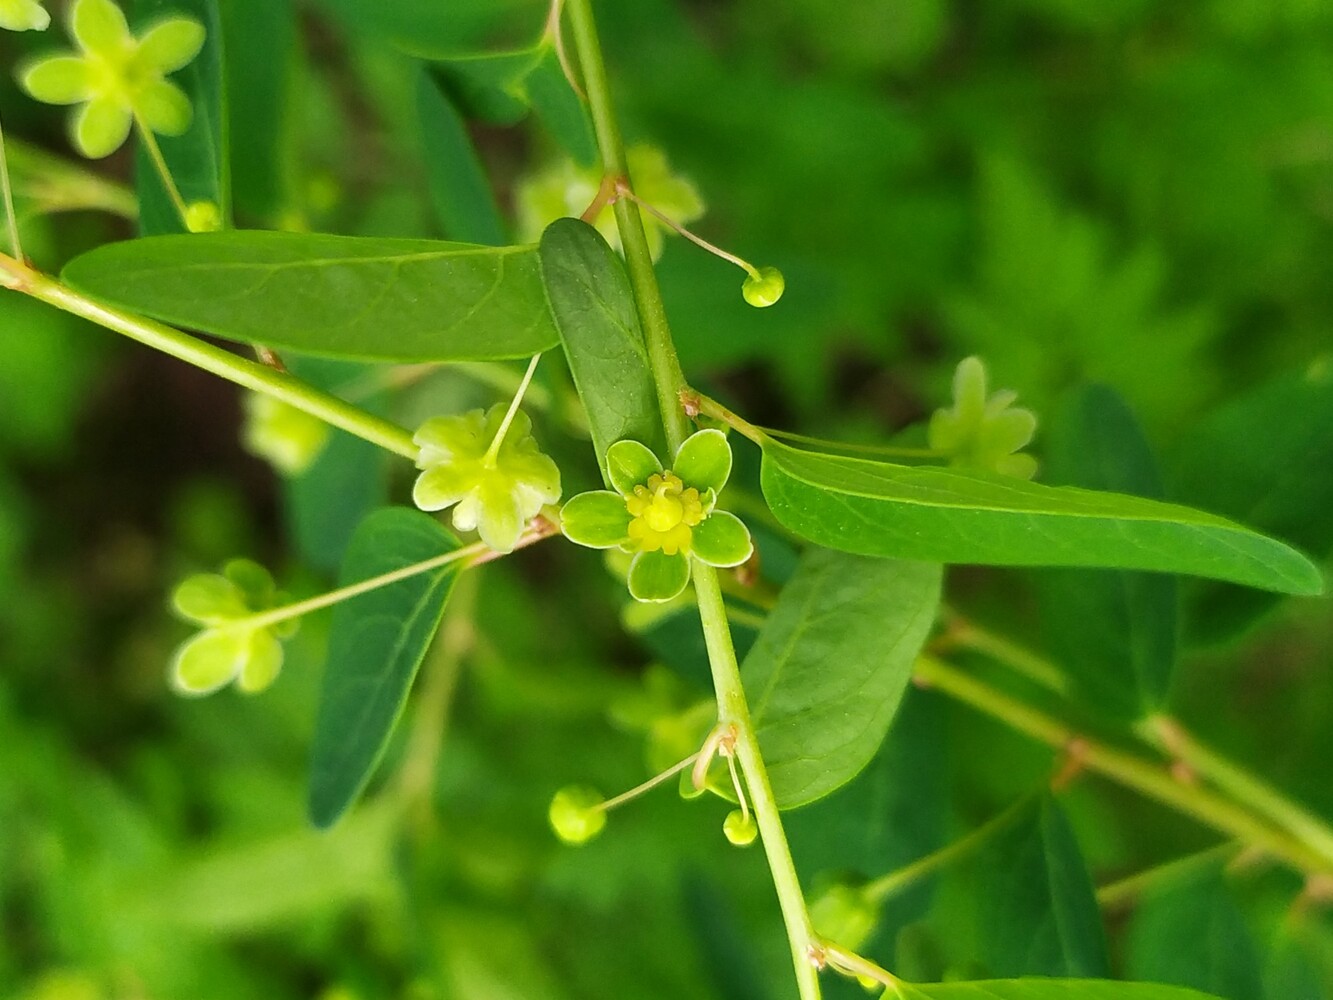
[759,438,1322,594]
[61,231,561,361]
[307,508,462,827]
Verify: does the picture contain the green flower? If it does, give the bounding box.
[18,0,205,159]
[561,429,753,603]
[515,143,705,259]
[0,0,50,32]
[242,393,331,476]
[928,355,1038,479]
[168,559,294,697]
[412,404,562,554]
[548,786,607,846]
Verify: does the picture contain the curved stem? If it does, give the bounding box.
[1096,841,1242,910]
[135,116,191,229]
[0,113,22,259]
[0,256,419,460]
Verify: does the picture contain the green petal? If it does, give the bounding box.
[413,463,477,511]
[224,558,275,606]
[170,628,248,696]
[134,16,204,74]
[606,439,662,494]
[506,448,562,506]
[627,550,691,603]
[236,630,283,693]
[0,0,51,32]
[20,57,95,105]
[980,407,1037,455]
[171,574,247,624]
[560,490,631,549]
[414,410,487,466]
[134,79,192,136]
[71,0,130,53]
[691,511,753,568]
[672,428,732,494]
[473,478,524,553]
[72,96,131,158]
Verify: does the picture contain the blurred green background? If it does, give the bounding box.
[2,1,1332,998]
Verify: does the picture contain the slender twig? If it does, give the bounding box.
[134,116,191,229]
[1096,841,1243,910]
[543,0,584,100]
[599,752,700,812]
[0,114,23,260]
[938,608,1070,695]
[483,354,543,466]
[615,184,760,279]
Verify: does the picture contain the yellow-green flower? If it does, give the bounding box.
[515,144,704,259]
[18,0,204,159]
[242,393,331,476]
[0,0,49,32]
[412,404,561,554]
[928,356,1038,479]
[560,429,753,603]
[168,559,295,697]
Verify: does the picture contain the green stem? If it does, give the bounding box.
[0,113,22,259]
[135,116,191,229]
[940,609,1069,695]
[1139,716,1333,870]
[915,655,1332,876]
[862,796,1033,904]
[686,389,767,446]
[598,751,700,812]
[695,563,822,999]
[566,0,690,452]
[0,256,418,460]
[1096,841,1242,910]
[483,353,543,466]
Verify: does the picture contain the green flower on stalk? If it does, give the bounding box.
[168,559,295,697]
[561,429,753,603]
[413,404,562,554]
[242,393,330,476]
[928,355,1038,479]
[0,0,50,32]
[18,0,204,159]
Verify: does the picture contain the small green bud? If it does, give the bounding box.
[185,199,222,232]
[742,266,785,308]
[808,883,879,952]
[549,786,607,846]
[722,809,758,846]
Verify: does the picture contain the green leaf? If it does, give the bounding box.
[898,981,1224,1000]
[1034,385,1176,719]
[743,547,941,808]
[416,68,507,245]
[308,507,461,828]
[62,231,560,362]
[1126,869,1263,1000]
[971,796,1111,978]
[1172,358,1333,644]
[759,439,1323,595]
[133,0,229,235]
[539,219,666,477]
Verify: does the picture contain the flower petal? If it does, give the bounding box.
[134,79,192,136]
[170,628,248,696]
[474,478,524,553]
[224,558,276,606]
[414,410,487,466]
[171,574,247,624]
[72,96,131,158]
[627,550,691,603]
[672,428,732,494]
[134,16,204,74]
[0,0,51,32]
[413,463,476,511]
[71,0,131,53]
[20,57,95,105]
[560,490,631,549]
[236,630,283,693]
[505,448,562,505]
[691,511,753,568]
[606,439,662,494]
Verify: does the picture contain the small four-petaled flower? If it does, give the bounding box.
[928,355,1038,479]
[561,429,753,603]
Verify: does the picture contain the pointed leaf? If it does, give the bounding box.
[1035,385,1177,719]
[417,68,506,245]
[62,231,559,362]
[308,507,462,827]
[540,219,666,479]
[898,981,1224,1000]
[743,547,942,808]
[760,439,1323,595]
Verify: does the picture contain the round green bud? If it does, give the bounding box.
[548,786,607,846]
[722,809,758,846]
[741,266,785,308]
[808,883,878,952]
[185,200,223,233]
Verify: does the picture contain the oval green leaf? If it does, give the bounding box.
[743,547,942,809]
[899,980,1224,1000]
[308,507,462,828]
[1035,385,1177,720]
[539,219,666,479]
[61,231,559,362]
[760,439,1323,596]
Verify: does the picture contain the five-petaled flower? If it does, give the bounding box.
[928,355,1038,479]
[19,0,205,159]
[169,559,295,697]
[561,429,753,603]
[0,0,50,32]
[412,404,562,554]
